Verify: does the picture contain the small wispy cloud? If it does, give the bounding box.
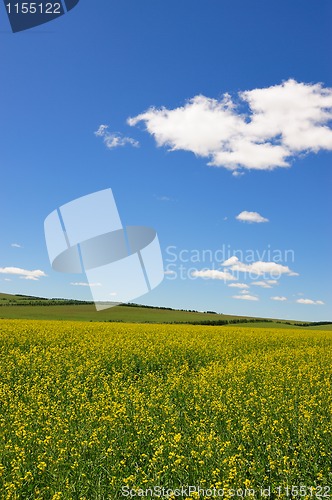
[236,211,269,223]
[164,270,176,275]
[94,124,108,137]
[192,269,237,282]
[222,256,239,267]
[271,296,287,301]
[0,267,47,281]
[296,298,324,305]
[155,195,173,202]
[251,281,273,288]
[232,294,259,301]
[70,282,102,287]
[94,124,139,149]
[228,283,249,289]
[11,243,22,248]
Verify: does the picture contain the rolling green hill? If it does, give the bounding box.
[0,292,259,323]
[0,293,330,328]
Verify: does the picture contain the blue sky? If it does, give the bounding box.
[0,0,331,321]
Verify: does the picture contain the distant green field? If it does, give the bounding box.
[304,323,332,331]
[0,294,258,323]
[0,293,330,328]
[0,302,231,323]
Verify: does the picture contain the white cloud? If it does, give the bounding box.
[192,269,237,281]
[0,267,46,281]
[128,79,332,173]
[232,294,259,301]
[271,296,287,301]
[164,270,176,275]
[228,283,249,289]
[11,243,22,248]
[296,298,325,305]
[267,280,278,284]
[222,256,239,267]
[236,211,269,223]
[95,124,139,149]
[95,124,109,137]
[70,282,102,287]
[222,256,298,277]
[156,195,172,201]
[251,281,272,288]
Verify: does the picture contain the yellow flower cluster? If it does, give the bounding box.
[0,320,331,498]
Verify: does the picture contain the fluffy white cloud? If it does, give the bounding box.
[236,211,269,223]
[251,281,272,288]
[0,267,47,281]
[192,269,237,281]
[296,298,325,305]
[232,294,259,301]
[228,283,249,289]
[222,256,298,277]
[11,243,22,248]
[95,124,139,149]
[128,79,332,173]
[267,280,278,284]
[271,296,287,301]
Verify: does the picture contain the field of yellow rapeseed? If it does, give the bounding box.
[0,320,331,499]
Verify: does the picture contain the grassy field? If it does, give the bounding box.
[1,301,230,323]
[0,292,251,323]
[0,319,331,498]
[1,293,327,328]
